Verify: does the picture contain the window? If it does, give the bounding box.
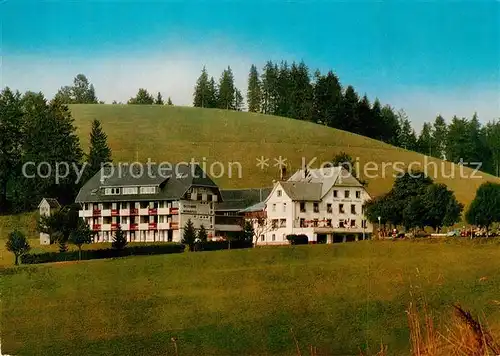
[300,218,306,227]
[121,202,128,209]
[140,186,156,194]
[356,191,361,199]
[351,219,356,228]
[300,202,306,212]
[283,203,287,212]
[280,219,286,228]
[362,220,367,228]
[197,194,203,201]
[261,235,265,241]
[272,234,276,241]
[313,202,319,213]
[339,220,345,228]
[84,203,89,210]
[277,189,282,197]
[333,190,338,198]
[326,219,332,227]
[339,204,345,214]
[272,219,278,229]
[123,187,138,195]
[313,219,319,227]
[272,204,276,212]
[345,190,350,198]
[327,203,332,213]
[351,204,356,214]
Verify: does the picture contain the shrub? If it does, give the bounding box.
[286,234,309,245]
[202,240,253,251]
[21,243,185,264]
[6,230,31,265]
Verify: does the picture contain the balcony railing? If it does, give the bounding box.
[111,209,120,216]
[130,208,139,216]
[148,222,157,230]
[92,224,101,231]
[111,223,119,231]
[171,221,179,229]
[129,223,138,231]
[171,208,179,215]
[92,209,101,217]
[148,208,158,215]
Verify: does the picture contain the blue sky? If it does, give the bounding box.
[1,1,499,128]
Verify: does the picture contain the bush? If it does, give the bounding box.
[21,243,185,264]
[201,240,253,251]
[286,234,309,245]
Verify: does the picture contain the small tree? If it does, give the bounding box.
[198,224,208,243]
[243,220,254,241]
[466,182,500,231]
[112,224,128,250]
[155,92,164,105]
[182,219,196,251]
[6,230,30,265]
[53,231,68,252]
[251,216,272,247]
[69,220,93,260]
[167,97,173,105]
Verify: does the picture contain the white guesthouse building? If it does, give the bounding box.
[259,167,373,244]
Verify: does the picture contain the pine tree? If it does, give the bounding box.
[234,88,244,111]
[260,61,279,114]
[155,92,164,105]
[167,97,173,106]
[198,224,208,242]
[128,88,154,104]
[357,95,373,137]
[396,109,417,151]
[370,99,383,140]
[0,87,23,213]
[276,61,291,117]
[182,219,196,251]
[417,122,434,156]
[247,64,261,112]
[485,121,500,176]
[207,77,218,108]
[87,119,112,180]
[193,66,210,107]
[289,61,313,121]
[380,105,400,146]
[342,85,360,133]
[217,66,236,110]
[432,115,448,159]
[312,70,343,127]
[112,224,127,250]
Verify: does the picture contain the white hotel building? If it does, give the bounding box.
[258,167,374,244]
[75,164,221,243]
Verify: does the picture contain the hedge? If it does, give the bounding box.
[286,234,309,245]
[21,243,185,264]
[199,240,253,251]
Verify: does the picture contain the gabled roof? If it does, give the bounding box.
[216,188,272,211]
[75,163,220,203]
[288,166,362,198]
[38,198,61,209]
[279,181,322,201]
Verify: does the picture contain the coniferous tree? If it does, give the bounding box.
[260,61,279,114]
[289,61,313,121]
[342,85,360,133]
[9,93,83,211]
[380,105,401,146]
[86,119,112,181]
[312,70,343,127]
[193,66,211,108]
[485,121,500,176]
[276,61,291,117]
[217,66,236,110]
[155,92,164,105]
[417,122,434,156]
[247,64,261,112]
[207,77,218,108]
[370,98,383,140]
[167,97,173,106]
[182,219,196,251]
[396,110,418,151]
[198,224,208,243]
[0,88,23,212]
[55,74,98,104]
[234,88,244,111]
[112,224,128,250]
[128,88,154,104]
[357,95,373,137]
[432,115,448,159]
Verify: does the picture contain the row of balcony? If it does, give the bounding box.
[80,207,179,218]
[91,222,179,231]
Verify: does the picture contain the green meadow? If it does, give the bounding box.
[2,240,500,355]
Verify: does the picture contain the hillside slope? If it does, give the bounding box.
[70,104,500,206]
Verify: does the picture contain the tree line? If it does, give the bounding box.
[193,61,500,177]
[0,87,112,214]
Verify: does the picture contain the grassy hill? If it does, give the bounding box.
[70,104,500,207]
[2,241,500,355]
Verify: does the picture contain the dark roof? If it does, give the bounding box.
[279,181,322,201]
[239,201,266,213]
[75,163,221,203]
[39,198,61,209]
[216,188,272,211]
